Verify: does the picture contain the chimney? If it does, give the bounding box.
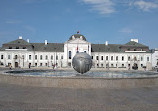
[45,40,47,45]
[131,39,138,43]
[105,41,108,46]
[19,36,22,39]
[27,39,29,43]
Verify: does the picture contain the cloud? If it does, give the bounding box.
[21,0,48,4]
[5,20,21,24]
[119,28,133,33]
[24,25,36,34]
[131,0,158,11]
[81,0,115,14]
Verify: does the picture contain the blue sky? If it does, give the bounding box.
[0,0,158,49]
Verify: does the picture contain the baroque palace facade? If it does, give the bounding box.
[0,33,152,70]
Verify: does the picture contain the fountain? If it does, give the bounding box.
[72,52,92,74]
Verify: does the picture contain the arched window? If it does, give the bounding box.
[116,56,118,61]
[45,55,48,60]
[69,51,71,59]
[134,56,137,61]
[147,57,149,61]
[40,55,42,60]
[51,55,53,60]
[111,56,113,60]
[128,56,130,61]
[141,57,143,61]
[122,56,124,61]
[15,55,17,59]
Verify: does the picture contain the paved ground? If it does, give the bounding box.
[0,83,158,111]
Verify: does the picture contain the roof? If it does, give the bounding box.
[4,39,31,45]
[91,44,124,52]
[69,34,87,41]
[31,43,64,52]
[125,41,148,47]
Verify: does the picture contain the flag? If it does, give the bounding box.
[77,30,80,34]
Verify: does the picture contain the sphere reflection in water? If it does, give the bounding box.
[72,52,92,74]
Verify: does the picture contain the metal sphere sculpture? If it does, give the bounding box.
[72,52,92,74]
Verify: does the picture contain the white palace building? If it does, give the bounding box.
[0,33,153,70]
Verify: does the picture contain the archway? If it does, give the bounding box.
[15,62,18,68]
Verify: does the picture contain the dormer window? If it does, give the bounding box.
[80,36,83,40]
[9,47,12,49]
[72,35,75,39]
[16,47,19,49]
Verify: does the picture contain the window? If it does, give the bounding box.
[141,57,143,61]
[106,64,109,68]
[111,64,114,67]
[147,57,149,61]
[111,56,113,61]
[97,64,99,67]
[84,51,86,53]
[68,62,71,66]
[45,63,47,66]
[134,49,136,51]
[96,56,99,60]
[134,57,137,61]
[22,55,24,59]
[61,55,63,59]
[23,47,26,49]
[40,63,42,66]
[141,64,143,67]
[40,55,42,60]
[56,55,58,60]
[69,51,71,59]
[51,55,53,60]
[101,64,103,67]
[128,56,130,61]
[106,56,108,60]
[128,48,130,51]
[1,55,3,59]
[45,55,48,60]
[101,56,103,60]
[91,56,93,59]
[29,55,31,60]
[16,47,19,49]
[35,63,37,67]
[8,55,11,59]
[122,56,124,61]
[9,47,12,49]
[122,64,124,67]
[15,55,17,59]
[116,56,118,61]
[35,55,37,60]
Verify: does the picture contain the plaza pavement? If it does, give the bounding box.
[0,83,158,111]
[0,67,158,110]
